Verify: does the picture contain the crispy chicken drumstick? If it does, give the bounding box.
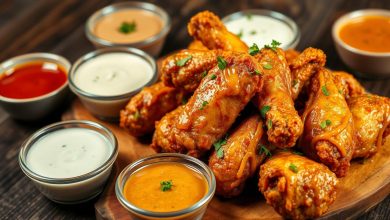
[152,52,262,157]
[299,68,354,177]
[259,151,338,220]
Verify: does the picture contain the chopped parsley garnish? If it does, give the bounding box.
[201,70,208,78]
[263,63,273,70]
[133,111,140,120]
[246,13,253,20]
[292,151,304,156]
[248,43,260,56]
[267,119,273,129]
[321,85,329,96]
[289,163,298,173]
[260,105,271,119]
[255,69,261,75]
[200,101,208,110]
[160,180,173,191]
[210,74,217,80]
[320,119,332,129]
[217,56,227,70]
[292,79,298,87]
[181,97,188,105]
[250,30,257,35]
[264,39,282,52]
[176,55,192,67]
[119,21,136,34]
[259,145,272,158]
[237,29,243,38]
[214,135,228,159]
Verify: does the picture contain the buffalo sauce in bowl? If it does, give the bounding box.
[339,15,390,53]
[123,162,208,212]
[0,62,67,99]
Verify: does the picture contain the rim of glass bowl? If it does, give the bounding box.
[19,120,118,184]
[85,1,171,48]
[68,47,158,101]
[115,153,216,218]
[222,9,301,50]
[0,53,71,103]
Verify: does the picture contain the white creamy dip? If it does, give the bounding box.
[26,128,112,178]
[225,15,295,49]
[74,53,153,96]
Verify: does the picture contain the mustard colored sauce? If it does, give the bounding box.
[339,15,390,53]
[124,162,208,212]
[94,9,163,44]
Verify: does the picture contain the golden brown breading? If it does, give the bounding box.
[252,48,303,148]
[289,48,326,100]
[332,71,366,101]
[188,11,248,52]
[209,114,265,198]
[348,94,390,158]
[299,68,354,177]
[259,151,338,220]
[152,53,262,157]
[120,82,187,136]
[188,40,209,50]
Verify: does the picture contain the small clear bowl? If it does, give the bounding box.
[68,47,158,121]
[0,53,71,120]
[86,1,171,57]
[222,9,300,50]
[115,153,216,220]
[19,120,118,204]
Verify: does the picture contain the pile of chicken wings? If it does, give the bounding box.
[120,11,390,219]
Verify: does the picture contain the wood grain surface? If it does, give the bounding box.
[0,0,389,219]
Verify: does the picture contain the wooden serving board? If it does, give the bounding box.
[62,99,390,220]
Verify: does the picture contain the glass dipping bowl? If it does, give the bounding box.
[115,153,216,220]
[19,120,118,204]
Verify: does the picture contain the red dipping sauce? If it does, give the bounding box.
[0,62,67,99]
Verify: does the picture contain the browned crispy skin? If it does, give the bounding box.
[289,48,326,100]
[253,48,303,148]
[152,53,262,157]
[188,40,209,50]
[119,82,187,136]
[161,49,219,92]
[332,71,366,101]
[259,151,338,220]
[299,68,354,177]
[188,11,248,52]
[348,94,390,158]
[209,114,265,197]
[285,49,300,65]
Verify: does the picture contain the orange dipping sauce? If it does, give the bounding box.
[0,62,67,99]
[93,9,163,44]
[339,15,390,53]
[123,162,208,212]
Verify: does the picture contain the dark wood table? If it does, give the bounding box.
[0,0,389,219]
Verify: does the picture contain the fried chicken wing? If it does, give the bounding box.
[209,114,265,198]
[285,49,300,65]
[161,50,220,92]
[333,71,366,101]
[188,11,248,52]
[152,53,262,157]
[188,40,209,50]
[299,68,354,177]
[289,48,326,100]
[258,151,338,220]
[119,82,187,136]
[348,94,390,158]
[252,48,303,148]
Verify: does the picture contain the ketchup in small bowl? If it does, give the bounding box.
[0,53,71,120]
[0,62,67,99]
